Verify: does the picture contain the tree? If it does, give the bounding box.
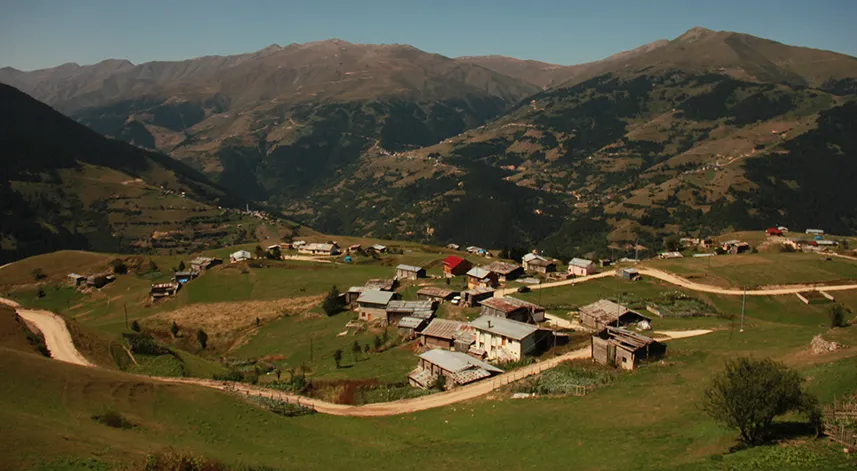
[196,329,208,349]
[372,335,382,352]
[170,321,180,337]
[109,259,128,275]
[701,357,820,445]
[130,320,141,332]
[321,285,344,315]
[147,259,159,273]
[333,349,343,369]
[274,368,281,380]
[363,343,370,354]
[177,261,186,272]
[254,245,265,259]
[663,234,681,252]
[351,340,361,362]
[829,304,849,328]
[31,268,46,281]
[267,246,281,260]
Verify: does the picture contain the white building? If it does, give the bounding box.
[568,258,596,276]
[230,250,252,263]
[469,315,539,362]
[298,242,341,256]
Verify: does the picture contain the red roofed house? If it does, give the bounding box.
[766,228,783,236]
[443,255,472,277]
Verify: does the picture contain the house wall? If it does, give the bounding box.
[615,346,636,370]
[386,311,409,326]
[591,337,609,365]
[421,335,454,350]
[569,265,593,277]
[475,330,527,361]
[397,269,417,280]
[358,305,387,322]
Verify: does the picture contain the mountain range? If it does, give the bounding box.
[3,27,857,260]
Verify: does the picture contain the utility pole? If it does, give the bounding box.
[740,286,746,333]
[310,336,314,363]
[123,303,128,330]
[706,254,711,277]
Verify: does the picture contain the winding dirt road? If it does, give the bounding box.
[16,308,94,367]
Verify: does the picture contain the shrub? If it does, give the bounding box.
[333,349,343,368]
[130,320,141,332]
[31,268,46,281]
[321,285,345,315]
[829,304,849,328]
[700,357,820,445]
[196,329,208,349]
[92,407,133,429]
[170,321,180,337]
[109,258,128,274]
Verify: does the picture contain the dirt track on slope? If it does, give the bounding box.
[15,308,94,367]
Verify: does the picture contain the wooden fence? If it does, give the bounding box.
[824,395,857,447]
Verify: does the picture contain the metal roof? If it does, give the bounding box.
[386,300,435,313]
[231,250,252,258]
[569,258,594,268]
[420,318,469,340]
[356,289,396,305]
[396,264,423,272]
[482,261,521,275]
[443,255,467,268]
[579,299,630,323]
[470,315,538,340]
[527,257,555,267]
[600,326,660,350]
[364,279,395,290]
[463,287,495,296]
[467,267,493,279]
[417,286,458,298]
[347,286,365,294]
[398,317,426,329]
[419,349,503,374]
[480,296,544,314]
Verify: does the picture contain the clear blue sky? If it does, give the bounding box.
[2,0,856,70]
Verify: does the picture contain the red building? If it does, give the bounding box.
[766,227,783,236]
[442,255,472,277]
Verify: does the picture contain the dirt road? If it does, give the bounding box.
[636,268,857,296]
[15,308,94,367]
[494,272,614,297]
[5,296,710,417]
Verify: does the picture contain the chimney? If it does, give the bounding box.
[488,320,493,328]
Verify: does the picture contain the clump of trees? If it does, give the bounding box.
[321,285,345,315]
[829,304,850,328]
[30,268,46,281]
[701,357,821,446]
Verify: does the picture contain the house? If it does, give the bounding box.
[150,282,180,299]
[370,244,387,253]
[679,237,700,248]
[460,287,496,307]
[86,274,112,288]
[766,227,783,236]
[446,243,461,251]
[356,290,399,322]
[345,286,364,305]
[616,268,641,280]
[658,251,683,259]
[813,240,839,248]
[395,264,426,280]
[347,244,362,253]
[721,240,751,254]
[419,318,471,350]
[482,261,524,283]
[469,315,539,362]
[408,349,503,390]
[299,242,341,256]
[442,255,472,277]
[522,254,556,274]
[67,273,86,286]
[363,279,398,291]
[568,258,596,276]
[398,316,429,340]
[385,300,435,326]
[778,226,789,233]
[279,242,293,251]
[591,327,666,370]
[806,229,825,236]
[230,250,252,263]
[466,246,489,256]
[416,286,459,303]
[292,240,307,249]
[189,257,221,271]
[174,270,199,284]
[578,299,651,331]
[466,267,499,289]
[479,297,545,323]
[266,244,281,255]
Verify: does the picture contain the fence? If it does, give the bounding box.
[824,395,857,447]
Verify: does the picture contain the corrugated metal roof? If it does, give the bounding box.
[601,326,659,350]
[480,296,544,314]
[420,318,469,340]
[364,279,395,290]
[419,349,503,374]
[357,289,396,305]
[463,287,495,295]
[386,300,435,313]
[396,264,423,272]
[443,255,467,268]
[470,315,538,340]
[467,267,492,279]
[569,258,594,268]
[398,317,426,329]
[417,286,457,298]
[347,286,364,294]
[579,299,629,324]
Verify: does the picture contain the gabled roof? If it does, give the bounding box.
[417,286,458,298]
[443,255,467,269]
[303,242,337,251]
[579,299,630,323]
[466,267,493,279]
[357,289,396,305]
[420,318,469,340]
[480,296,544,314]
[347,286,365,294]
[599,326,660,350]
[419,349,503,374]
[522,253,546,263]
[463,287,495,296]
[386,300,435,314]
[231,250,252,258]
[364,279,395,291]
[569,258,594,268]
[396,264,423,272]
[398,317,427,329]
[482,261,522,275]
[469,315,539,340]
[527,257,555,267]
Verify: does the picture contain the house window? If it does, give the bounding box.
[502,337,507,346]
[622,357,627,363]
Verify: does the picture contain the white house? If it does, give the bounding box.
[469,315,539,362]
[568,258,596,276]
[298,242,341,256]
[230,250,252,263]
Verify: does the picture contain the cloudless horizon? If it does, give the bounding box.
[2,0,856,71]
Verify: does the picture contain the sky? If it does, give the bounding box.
[2,0,856,71]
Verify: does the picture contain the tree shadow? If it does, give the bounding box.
[726,421,819,453]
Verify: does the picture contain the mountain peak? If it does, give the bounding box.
[676,26,716,42]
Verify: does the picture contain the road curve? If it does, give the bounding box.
[4,295,710,417]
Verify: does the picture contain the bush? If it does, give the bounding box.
[130,320,141,332]
[170,321,180,337]
[196,328,208,349]
[109,258,128,274]
[92,407,133,429]
[700,357,820,445]
[829,304,849,328]
[31,268,46,281]
[322,285,345,315]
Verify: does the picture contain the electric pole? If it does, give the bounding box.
[740,286,746,333]
[124,303,128,330]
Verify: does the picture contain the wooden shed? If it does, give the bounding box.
[578,299,650,331]
[591,327,666,370]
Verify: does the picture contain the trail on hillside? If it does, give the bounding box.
[3,295,712,416]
